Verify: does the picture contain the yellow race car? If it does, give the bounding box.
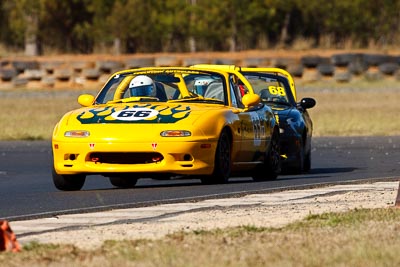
[192,64,316,174]
[52,67,281,190]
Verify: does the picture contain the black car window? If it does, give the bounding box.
[242,73,296,105]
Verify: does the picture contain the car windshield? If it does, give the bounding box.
[242,73,293,105]
[94,70,227,104]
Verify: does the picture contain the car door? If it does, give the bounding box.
[228,74,273,164]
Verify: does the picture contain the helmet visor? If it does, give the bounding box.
[130,85,154,96]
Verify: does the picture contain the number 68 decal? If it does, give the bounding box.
[268,86,286,96]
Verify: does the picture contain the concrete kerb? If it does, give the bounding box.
[6,180,399,249]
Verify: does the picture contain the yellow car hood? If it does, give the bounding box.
[56,103,225,141]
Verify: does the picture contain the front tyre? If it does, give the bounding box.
[292,140,305,174]
[303,150,311,172]
[109,176,138,188]
[52,167,86,191]
[201,129,231,184]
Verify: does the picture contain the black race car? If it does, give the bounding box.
[239,67,316,173]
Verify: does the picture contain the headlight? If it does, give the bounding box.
[160,130,191,137]
[64,130,90,137]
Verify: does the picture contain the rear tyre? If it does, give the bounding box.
[109,176,138,188]
[52,167,86,191]
[253,128,281,181]
[201,130,231,184]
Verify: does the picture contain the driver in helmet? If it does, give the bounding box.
[128,75,156,97]
[194,78,214,96]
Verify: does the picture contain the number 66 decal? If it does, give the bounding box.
[111,108,159,121]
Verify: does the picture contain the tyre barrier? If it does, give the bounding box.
[1,52,400,90]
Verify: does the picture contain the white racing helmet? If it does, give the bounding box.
[129,75,156,97]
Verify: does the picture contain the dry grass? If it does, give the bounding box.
[297,79,400,137]
[1,208,400,267]
[305,90,400,136]
[0,89,94,140]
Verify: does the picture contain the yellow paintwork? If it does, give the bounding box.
[52,67,278,177]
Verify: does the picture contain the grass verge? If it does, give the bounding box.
[298,78,400,136]
[1,208,400,266]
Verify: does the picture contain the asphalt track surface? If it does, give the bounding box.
[0,136,399,221]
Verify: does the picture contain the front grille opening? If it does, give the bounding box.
[88,152,164,164]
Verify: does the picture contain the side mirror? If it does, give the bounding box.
[242,93,260,108]
[299,97,316,109]
[78,94,95,107]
